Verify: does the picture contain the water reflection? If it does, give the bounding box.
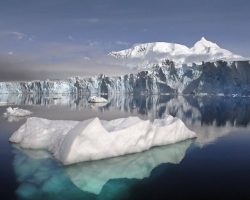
[12,147,96,200]
[64,140,192,195]
[3,115,28,122]
[2,94,250,127]
[12,140,193,200]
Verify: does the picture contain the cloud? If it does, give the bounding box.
[87,18,100,23]
[68,36,75,41]
[28,36,36,42]
[0,53,134,82]
[0,41,133,82]
[2,31,27,40]
[116,41,130,46]
[86,40,102,46]
[0,31,36,42]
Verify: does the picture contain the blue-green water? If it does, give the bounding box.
[1,94,250,199]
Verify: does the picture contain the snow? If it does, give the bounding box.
[9,115,196,165]
[88,96,108,103]
[191,37,220,53]
[4,107,32,117]
[109,37,243,69]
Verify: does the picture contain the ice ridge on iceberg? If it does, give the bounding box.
[9,115,196,165]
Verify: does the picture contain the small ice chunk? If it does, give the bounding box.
[88,96,108,103]
[4,107,32,117]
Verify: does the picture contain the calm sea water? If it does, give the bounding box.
[1,94,250,200]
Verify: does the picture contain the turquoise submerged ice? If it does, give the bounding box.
[9,115,196,165]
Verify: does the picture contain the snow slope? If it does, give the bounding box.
[9,116,196,165]
[109,37,242,69]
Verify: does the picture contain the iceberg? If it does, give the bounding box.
[88,96,108,103]
[9,115,196,165]
[4,107,32,117]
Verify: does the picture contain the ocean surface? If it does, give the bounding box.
[1,94,250,200]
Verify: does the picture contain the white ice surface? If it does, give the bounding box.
[109,37,243,69]
[4,107,32,117]
[9,115,196,165]
[88,96,108,103]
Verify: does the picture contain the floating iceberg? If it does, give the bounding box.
[9,115,196,165]
[88,96,108,103]
[4,107,32,117]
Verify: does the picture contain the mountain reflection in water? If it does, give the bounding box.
[2,94,250,125]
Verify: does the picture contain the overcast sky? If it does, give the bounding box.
[0,0,249,81]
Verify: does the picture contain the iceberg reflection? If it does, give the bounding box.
[12,139,193,199]
[12,147,95,200]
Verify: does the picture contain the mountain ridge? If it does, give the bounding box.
[109,37,242,69]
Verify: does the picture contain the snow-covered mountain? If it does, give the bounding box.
[0,38,248,96]
[109,37,242,69]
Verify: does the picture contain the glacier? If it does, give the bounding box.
[9,115,196,165]
[1,60,250,95]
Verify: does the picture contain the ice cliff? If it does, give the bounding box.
[1,60,250,95]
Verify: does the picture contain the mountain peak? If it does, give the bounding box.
[200,36,208,41]
[196,37,218,46]
[191,37,220,53]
